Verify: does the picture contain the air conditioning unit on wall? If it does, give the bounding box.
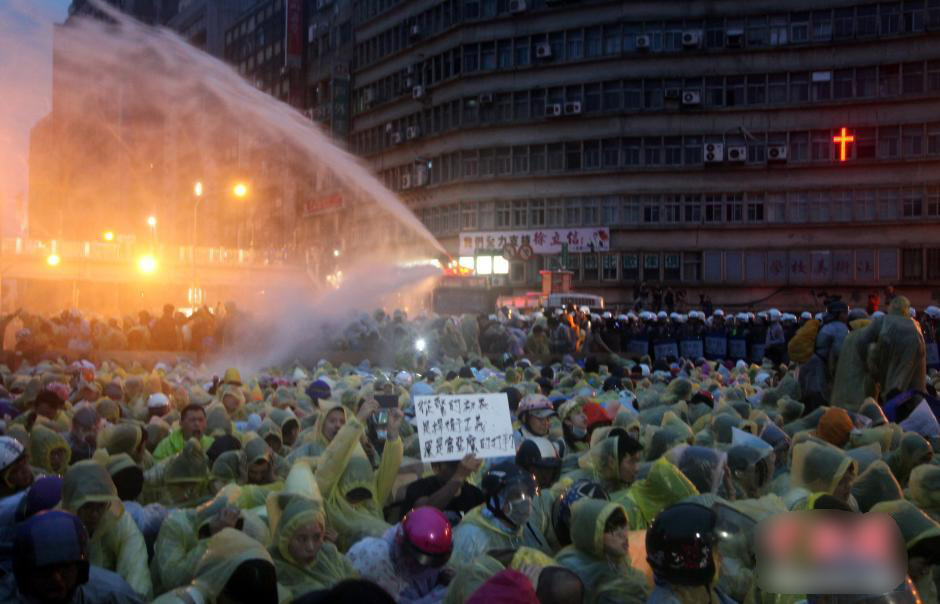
[767,145,788,161]
[704,143,724,162]
[726,146,747,162]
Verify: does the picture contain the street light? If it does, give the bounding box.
[46,254,60,267]
[103,231,114,242]
[233,182,248,198]
[194,181,203,197]
[333,249,340,257]
[138,255,157,274]
[147,216,157,228]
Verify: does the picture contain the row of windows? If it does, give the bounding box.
[351,61,940,156]
[355,0,940,71]
[380,122,940,192]
[414,186,940,237]
[225,0,282,51]
[355,0,563,27]
[354,16,940,114]
[233,40,284,78]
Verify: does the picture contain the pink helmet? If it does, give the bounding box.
[399,506,452,566]
[516,394,555,419]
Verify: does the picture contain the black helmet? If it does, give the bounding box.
[646,502,718,587]
[13,510,90,596]
[515,440,562,488]
[551,479,609,547]
[481,461,537,515]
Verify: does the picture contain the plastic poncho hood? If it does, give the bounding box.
[29,424,70,474]
[850,460,904,512]
[62,460,119,512]
[193,528,276,599]
[790,440,857,495]
[570,498,625,557]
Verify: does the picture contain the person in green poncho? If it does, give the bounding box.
[555,499,648,604]
[267,493,357,599]
[613,456,699,530]
[153,404,214,462]
[870,499,940,603]
[152,528,281,604]
[884,431,933,486]
[28,423,70,475]
[61,459,153,600]
[314,399,403,552]
[565,428,643,496]
[788,440,859,510]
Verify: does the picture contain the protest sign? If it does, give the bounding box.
[414,393,515,462]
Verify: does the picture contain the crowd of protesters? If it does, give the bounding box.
[0,293,937,603]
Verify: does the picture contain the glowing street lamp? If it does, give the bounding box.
[103,231,115,242]
[233,182,248,198]
[46,254,60,267]
[194,181,203,197]
[333,249,341,257]
[147,216,157,228]
[137,255,157,274]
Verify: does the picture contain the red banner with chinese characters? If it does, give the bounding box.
[302,193,343,217]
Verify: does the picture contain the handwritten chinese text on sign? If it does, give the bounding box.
[414,394,515,462]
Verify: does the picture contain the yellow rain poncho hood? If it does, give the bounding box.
[614,456,698,529]
[29,423,70,474]
[909,464,940,516]
[850,460,904,512]
[884,431,933,486]
[790,440,857,496]
[192,528,276,599]
[62,459,119,513]
[556,498,649,604]
[325,455,390,551]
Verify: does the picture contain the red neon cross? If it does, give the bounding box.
[833,127,855,162]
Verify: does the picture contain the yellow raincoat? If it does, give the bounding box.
[555,499,649,604]
[867,297,927,396]
[29,423,70,474]
[612,457,699,530]
[909,464,940,521]
[789,441,858,509]
[61,460,152,599]
[315,413,402,551]
[152,528,286,604]
[830,321,880,412]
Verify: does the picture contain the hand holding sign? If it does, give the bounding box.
[414,393,515,462]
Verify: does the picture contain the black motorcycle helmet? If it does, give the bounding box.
[481,460,537,523]
[646,502,718,587]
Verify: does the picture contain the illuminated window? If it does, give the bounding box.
[476,256,493,275]
[493,256,510,275]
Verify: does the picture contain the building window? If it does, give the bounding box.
[497,40,512,69]
[856,67,877,97]
[928,186,940,217]
[479,149,495,177]
[566,29,583,60]
[857,5,878,35]
[834,69,854,98]
[643,137,662,165]
[622,195,641,223]
[706,77,724,106]
[928,248,940,280]
[664,253,681,281]
[704,194,722,223]
[813,10,833,40]
[902,124,924,157]
[514,37,530,67]
[878,189,899,220]
[790,72,809,102]
[684,136,703,165]
[855,189,876,221]
[726,76,746,106]
[548,143,564,171]
[546,199,563,226]
[879,126,900,159]
[530,144,546,173]
[902,248,923,281]
[601,196,619,224]
[768,73,788,103]
[496,201,510,227]
[791,12,810,42]
[725,193,744,222]
[856,127,877,159]
[462,151,478,178]
[565,142,582,171]
[622,254,639,281]
[565,200,581,226]
[664,137,682,165]
[747,193,765,222]
[812,129,831,161]
[881,2,901,34]
[643,196,661,223]
[903,62,925,94]
[788,191,809,223]
[495,147,511,174]
[834,7,855,38]
[928,60,940,91]
[747,75,767,104]
[461,202,477,229]
[767,192,786,222]
[583,254,599,281]
[584,140,601,169]
[663,195,681,223]
[602,254,618,280]
[879,64,900,97]
[512,200,528,226]
[602,139,620,168]
[530,199,545,226]
[903,187,923,217]
[604,24,621,55]
[623,138,641,165]
[643,254,660,281]
[683,252,702,282]
[832,190,853,221]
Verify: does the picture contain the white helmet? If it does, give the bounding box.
[815,312,825,321]
[800,311,812,320]
[580,305,591,314]
[602,311,613,320]
[616,314,629,321]
[657,311,668,320]
[925,306,940,319]
[736,312,749,322]
[713,309,725,317]
[0,437,25,473]
[909,307,917,318]
[768,309,782,321]
[676,314,688,324]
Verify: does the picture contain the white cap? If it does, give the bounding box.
[0,437,25,472]
[147,393,170,409]
[602,311,612,319]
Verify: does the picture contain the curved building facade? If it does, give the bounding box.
[348,0,940,308]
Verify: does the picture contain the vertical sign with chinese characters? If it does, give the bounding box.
[285,0,303,68]
[414,394,515,462]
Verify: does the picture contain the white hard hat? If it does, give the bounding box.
[627,312,638,320]
[147,393,170,409]
[815,312,825,321]
[617,314,629,321]
[580,305,590,314]
[676,314,688,324]
[736,312,749,321]
[670,312,681,321]
[657,311,668,320]
[909,307,917,318]
[0,437,25,472]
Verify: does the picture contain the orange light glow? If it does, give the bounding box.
[833,127,855,162]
